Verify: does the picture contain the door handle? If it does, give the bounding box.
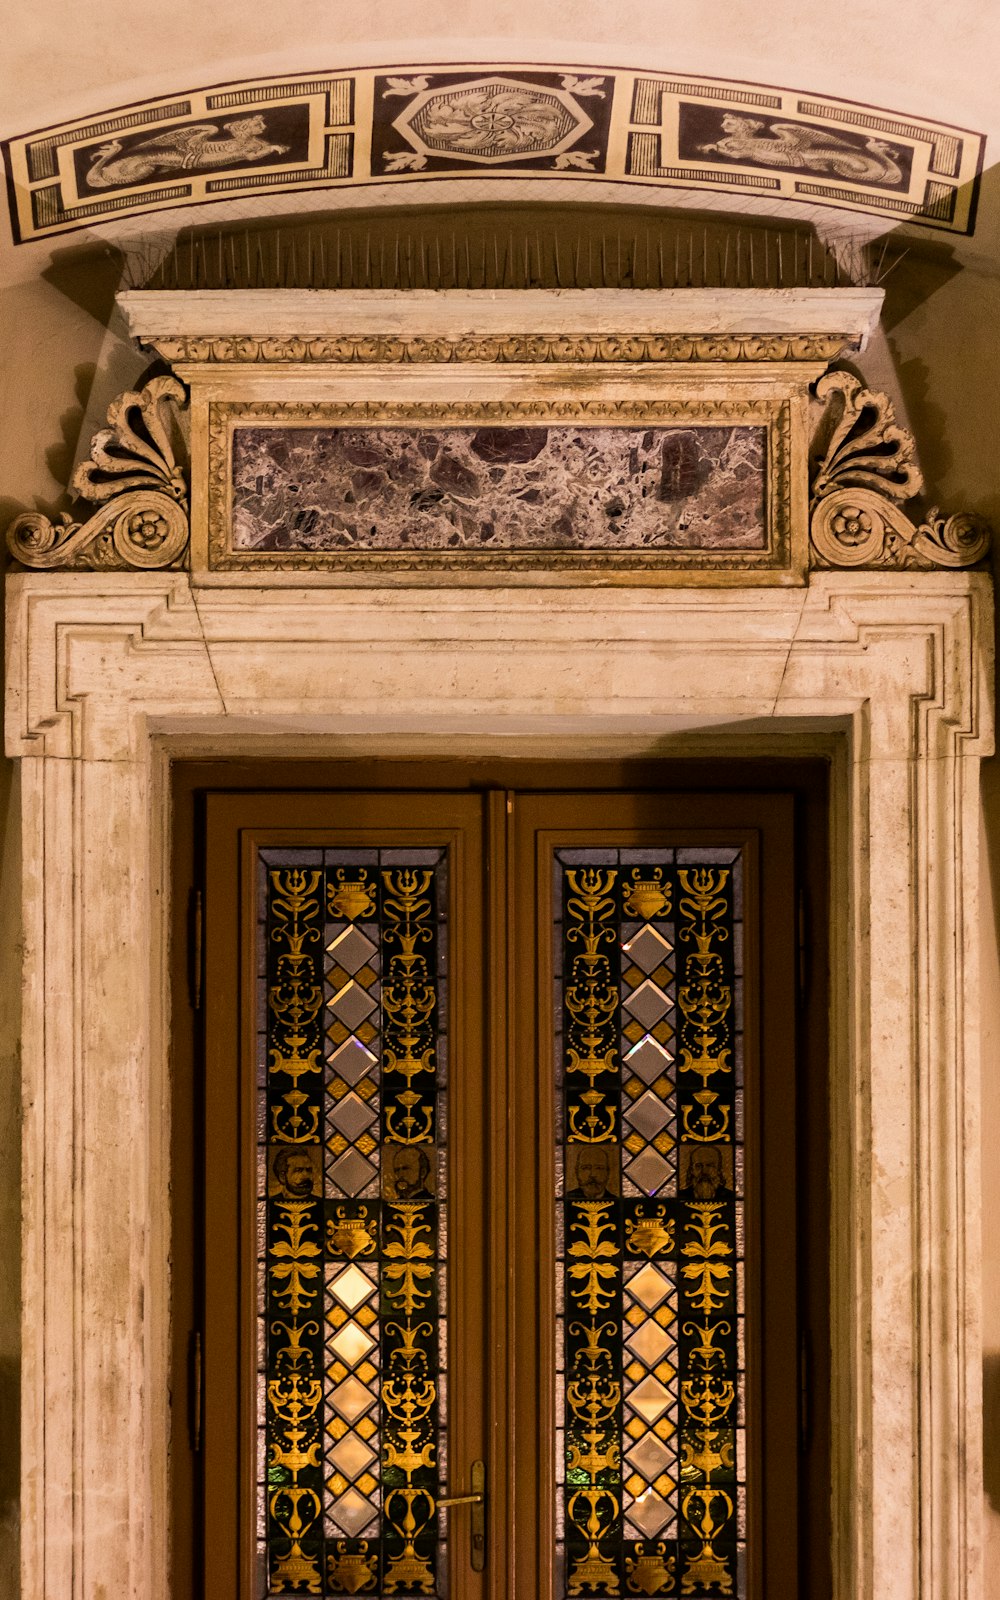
[438,1459,486,1571]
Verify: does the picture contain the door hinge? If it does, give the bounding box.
[797,885,809,1001]
[190,1329,203,1452]
[190,887,204,1011]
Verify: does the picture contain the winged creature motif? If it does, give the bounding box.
[702,111,904,186]
[84,113,288,188]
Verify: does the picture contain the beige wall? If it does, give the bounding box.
[2,9,1000,1592]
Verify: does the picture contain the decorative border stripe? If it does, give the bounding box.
[2,62,983,243]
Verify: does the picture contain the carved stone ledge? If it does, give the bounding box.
[6,376,190,571]
[809,371,991,570]
[147,331,854,365]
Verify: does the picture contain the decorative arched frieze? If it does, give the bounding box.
[1,64,983,244]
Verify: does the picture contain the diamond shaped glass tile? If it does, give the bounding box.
[629,1264,671,1312]
[327,925,378,975]
[626,1147,672,1197]
[329,1090,377,1143]
[629,1374,671,1425]
[627,1432,673,1483]
[329,1432,377,1480]
[330,1264,377,1312]
[331,1485,376,1537]
[624,1034,674,1085]
[330,1320,376,1368]
[328,980,377,1031]
[329,1147,377,1198]
[623,979,671,1030]
[627,1487,672,1540]
[331,1375,378,1424]
[627,1319,672,1368]
[622,925,674,974]
[625,1090,671,1142]
[329,1035,378,1086]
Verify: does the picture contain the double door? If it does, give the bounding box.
[172,771,828,1600]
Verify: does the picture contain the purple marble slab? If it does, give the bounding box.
[230,424,767,553]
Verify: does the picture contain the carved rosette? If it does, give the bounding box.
[6,376,189,570]
[809,371,990,570]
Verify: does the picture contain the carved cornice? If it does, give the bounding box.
[7,357,992,578]
[149,332,852,364]
[809,372,991,569]
[6,378,190,571]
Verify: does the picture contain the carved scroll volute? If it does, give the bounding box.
[810,371,990,569]
[7,376,190,570]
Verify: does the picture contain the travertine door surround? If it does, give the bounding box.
[4,568,992,1599]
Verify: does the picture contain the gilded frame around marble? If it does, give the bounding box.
[204,395,799,580]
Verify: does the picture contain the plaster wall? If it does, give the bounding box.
[2,4,999,1594]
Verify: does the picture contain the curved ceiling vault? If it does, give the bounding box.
[2,61,984,247]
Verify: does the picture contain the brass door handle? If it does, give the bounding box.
[438,1459,486,1571]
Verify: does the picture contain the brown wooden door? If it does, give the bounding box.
[171,766,829,1600]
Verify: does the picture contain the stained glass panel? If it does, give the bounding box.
[258,849,449,1598]
[555,849,745,1598]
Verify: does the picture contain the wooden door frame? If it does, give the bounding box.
[170,758,830,1598]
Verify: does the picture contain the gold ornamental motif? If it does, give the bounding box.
[626,1205,674,1258]
[326,1205,377,1258]
[626,1543,677,1595]
[568,1203,620,1314]
[567,1487,622,1596]
[624,868,671,921]
[327,1541,378,1593]
[381,868,437,1086]
[679,1206,733,1315]
[564,868,620,1149]
[327,869,376,920]
[680,1489,735,1596]
[676,869,732,1095]
[268,869,324,1093]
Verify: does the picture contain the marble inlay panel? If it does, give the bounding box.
[230,424,767,553]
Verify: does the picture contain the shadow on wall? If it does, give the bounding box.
[882,159,1000,534]
[985,1351,1000,1513]
[891,160,1000,1537]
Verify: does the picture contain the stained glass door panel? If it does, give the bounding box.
[553,849,745,1599]
[258,849,452,1597]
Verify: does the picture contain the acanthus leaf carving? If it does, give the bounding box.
[810,370,990,570]
[6,375,190,570]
